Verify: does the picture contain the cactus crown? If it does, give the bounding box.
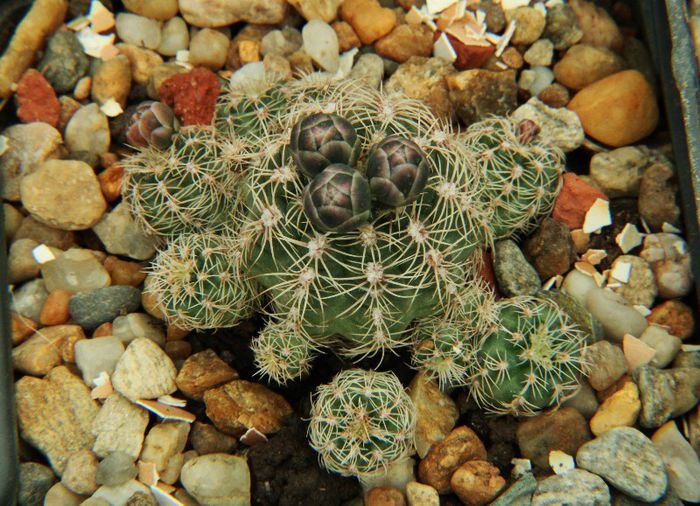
[308,369,416,478]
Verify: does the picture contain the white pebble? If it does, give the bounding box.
[640,325,681,368]
[585,287,648,342]
[116,13,162,50]
[158,16,189,56]
[561,269,598,305]
[75,336,125,386]
[302,19,339,73]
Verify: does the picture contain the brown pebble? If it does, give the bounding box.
[167,325,190,341]
[647,299,694,340]
[98,164,124,203]
[364,486,406,506]
[165,340,192,361]
[99,152,118,169]
[103,256,146,287]
[333,21,361,52]
[450,460,506,506]
[538,83,571,108]
[176,349,239,401]
[500,47,524,69]
[73,76,91,101]
[93,322,113,338]
[40,289,72,326]
[11,312,37,346]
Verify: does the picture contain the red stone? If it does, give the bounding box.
[158,67,220,126]
[15,69,61,127]
[434,31,495,71]
[552,172,609,230]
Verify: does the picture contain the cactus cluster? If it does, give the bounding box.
[121,75,587,477]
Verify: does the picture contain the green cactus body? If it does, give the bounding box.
[467,296,587,416]
[251,319,319,384]
[461,117,564,239]
[147,233,256,330]
[308,369,416,479]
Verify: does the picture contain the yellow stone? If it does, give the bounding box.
[568,70,659,148]
[589,381,641,436]
[340,0,397,45]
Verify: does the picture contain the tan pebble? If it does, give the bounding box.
[91,55,132,108]
[103,255,146,287]
[554,44,625,91]
[287,50,314,75]
[99,152,118,169]
[13,325,85,376]
[40,288,72,326]
[189,28,230,70]
[332,21,361,52]
[58,96,81,134]
[117,43,164,86]
[568,70,658,147]
[238,40,261,64]
[595,373,632,403]
[500,47,524,70]
[571,229,590,254]
[405,481,439,506]
[73,77,91,100]
[589,381,641,436]
[11,312,37,346]
[93,322,113,338]
[61,329,84,363]
[340,0,397,44]
[374,24,433,63]
[98,164,124,203]
[165,340,192,361]
[450,460,506,506]
[365,486,405,506]
[142,274,165,320]
[569,0,624,51]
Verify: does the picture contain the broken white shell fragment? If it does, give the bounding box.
[583,198,612,234]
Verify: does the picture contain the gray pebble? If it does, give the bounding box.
[612,490,683,505]
[633,365,700,428]
[585,341,627,391]
[544,3,584,50]
[494,239,541,296]
[11,279,48,322]
[349,53,384,90]
[585,287,648,342]
[37,31,90,94]
[69,286,141,330]
[532,468,610,506]
[92,203,157,261]
[18,462,56,506]
[96,452,138,486]
[576,427,668,503]
[489,472,536,506]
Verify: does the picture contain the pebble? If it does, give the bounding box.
[544,2,584,50]
[179,0,287,27]
[176,349,239,401]
[554,44,626,91]
[40,288,72,326]
[576,426,667,502]
[639,325,681,368]
[93,393,149,460]
[589,381,641,436]
[552,173,608,230]
[648,299,694,340]
[141,421,190,472]
[61,449,99,495]
[116,44,163,87]
[450,460,505,506]
[375,24,433,63]
[69,286,141,331]
[516,407,591,469]
[180,454,250,505]
[405,481,439,506]
[365,487,406,506]
[64,103,111,155]
[58,95,81,132]
[417,426,487,494]
[189,28,230,70]
[585,287,648,342]
[673,351,700,369]
[493,239,541,296]
[524,39,554,67]
[407,372,458,459]
[532,468,610,506]
[652,421,700,503]
[4,203,23,241]
[288,0,342,22]
[499,46,524,70]
[15,69,60,127]
[92,480,153,505]
[524,218,577,280]
[41,248,111,294]
[562,381,600,419]
[98,164,124,203]
[16,367,98,474]
[638,163,680,231]
[610,255,657,307]
[75,336,125,385]
[518,66,554,96]
[302,19,340,72]
[0,122,63,201]
[159,67,220,126]
[116,13,162,50]
[37,31,89,94]
[111,337,177,402]
[489,472,536,506]
[569,0,624,51]
[633,365,700,428]
[511,97,584,153]
[44,482,82,506]
[11,312,37,346]
[123,0,178,20]
[568,70,659,148]
[385,57,455,121]
[589,145,665,198]
[13,325,84,376]
[261,27,302,57]
[11,279,48,322]
[92,55,132,108]
[93,202,157,260]
[506,7,546,45]
[447,69,517,125]
[189,422,238,455]
[96,451,138,486]
[112,313,165,347]
[362,457,416,493]
[340,0,396,45]
[538,83,571,108]
[204,379,293,436]
[158,16,190,56]
[20,159,106,231]
[18,462,56,506]
[333,21,361,52]
[7,238,42,284]
[348,53,384,89]
[585,340,628,391]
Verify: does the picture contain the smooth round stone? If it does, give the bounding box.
[61,449,99,496]
[639,325,681,368]
[43,483,82,506]
[96,452,138,486]
[8,238,42,284]
[69,286,142,331]
[116,13,162,50]
[585,287,648,342]
[37,31,90,94]
[189,28,230,70]
[20,160,106,231]
[180,454,251,505]
[123,0,178,20]
[568,70,659,147]
[302,19,340,72]
[554,44,625,90]
[64,103,111,155]
[652,421,700,503]
[158,17,190,56]
[576,427,668,503]
[523,38,554,67]
[506,7,546,45]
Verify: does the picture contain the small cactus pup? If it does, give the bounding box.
[126,101,179,150]
[466,295,587,416]
[366,135,430,207]
[461,116,564,239]
[290,113,361,178]
[303,164,372,232]
[147,232,256,330]
[308,369,416,479]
